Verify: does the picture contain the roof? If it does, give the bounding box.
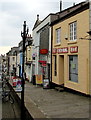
[50,1,89,26]
[32,15,42,30]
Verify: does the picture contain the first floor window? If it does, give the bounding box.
[69,21,77,41]
[69,55,78,83]
[56,28,61,44]
[12,57,15,61]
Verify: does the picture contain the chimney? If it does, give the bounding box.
[60,0,62,12]
[37,14,39,21]
[73,3,75,6]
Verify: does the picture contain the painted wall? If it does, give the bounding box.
[32,16,51,76]
[16,53,20,77]
[52,9,90,94]
[9,56,17,74]
[25,46,32,81]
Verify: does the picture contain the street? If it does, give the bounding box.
[0,76,90,120]
[23,81,90,119]
[0,70,90,120]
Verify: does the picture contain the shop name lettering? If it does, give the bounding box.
[57,47,68,53]
[53,46,78,54]
[70,46,78,53]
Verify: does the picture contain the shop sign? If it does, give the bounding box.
[15,79,22,92]
[52,48,57,54]
[57,47,68,53]
[39,60,47,64]
[40,49,48,54]
[36,75,43,84]
[70,46,78,53]
[42,63,46,66]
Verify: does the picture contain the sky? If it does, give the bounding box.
[0,0,85,55]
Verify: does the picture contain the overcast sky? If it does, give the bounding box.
[0,0,85,55]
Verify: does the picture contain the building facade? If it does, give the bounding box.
[25,35,33,82]
[7,47,18,76]
[32,14,58,84]
[52,1,90,94]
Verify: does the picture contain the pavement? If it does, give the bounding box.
[14,81,90,120]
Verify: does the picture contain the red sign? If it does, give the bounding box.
[52,48,57,54]
[70,46,78,53]
[39,60,47,64]
[40,49,48,54]
[42,63,46,66]
[57,47,68,54]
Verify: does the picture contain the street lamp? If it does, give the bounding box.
[79,31,91,40]
[21,21,29,120]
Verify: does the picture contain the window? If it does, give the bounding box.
[12,57,15,61]
[69,21,77,41]
[56,28,61,44]
[69,55,78,83]
[53,55,57,76]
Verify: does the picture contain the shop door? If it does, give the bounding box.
[69,55,78,82]
[59,55,64,84]
[32,64,35,75]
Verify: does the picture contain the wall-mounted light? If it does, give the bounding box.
[65,34,68,40]
[87,31,91,36]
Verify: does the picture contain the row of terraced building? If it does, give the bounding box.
[6,0,91,95]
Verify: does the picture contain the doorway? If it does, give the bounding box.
[59,55,64,85]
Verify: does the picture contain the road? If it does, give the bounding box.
[24,81,90,119]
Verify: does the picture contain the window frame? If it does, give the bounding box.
[55,27,61,44]
[69,21,77,41]
[69,55,78,83]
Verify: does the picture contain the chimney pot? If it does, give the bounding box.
[73,3,75,6]
[37,14,39,20]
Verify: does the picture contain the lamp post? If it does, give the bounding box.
[21,21,29,120]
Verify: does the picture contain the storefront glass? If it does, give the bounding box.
[69,55,78,83]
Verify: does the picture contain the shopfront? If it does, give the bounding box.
[51,1,90,94]
[52,44,89,94]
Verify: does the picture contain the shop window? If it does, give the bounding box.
[69,21,77,41]
[69,55,78,82]
[56,28,61,44]
[53,55,57,76]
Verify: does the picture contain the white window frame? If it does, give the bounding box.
[56,28,61,44]
[69,21,77,41]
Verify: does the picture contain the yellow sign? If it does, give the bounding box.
[36,75,43,84]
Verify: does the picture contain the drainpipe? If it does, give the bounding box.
[50,26,53,88]
[89,0,91,96]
